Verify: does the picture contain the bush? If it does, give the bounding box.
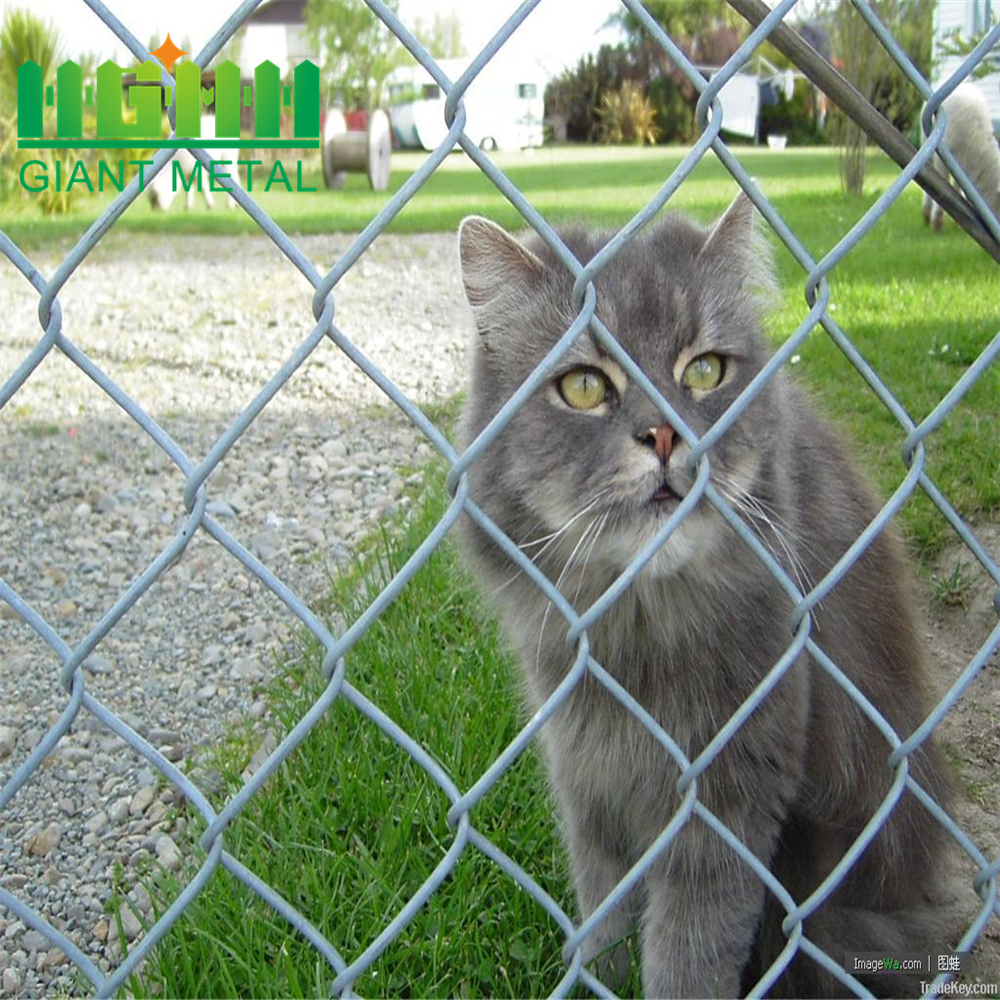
[544,44,641,143]
[598,82,660,146]
[647,76,697,144]
[758,82,827,146]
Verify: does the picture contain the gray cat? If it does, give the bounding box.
[456,195,953,998]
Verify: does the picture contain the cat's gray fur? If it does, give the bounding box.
[456,195,952,998]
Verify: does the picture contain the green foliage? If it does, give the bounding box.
[304,0,405,110]
[0,6,70,213]
[758,82,827,147]
[0,6,61,93]
[412,10,465,59]
[937,24,1000,80]
[933,561,975,609]
[608,1,748,144]
[544,44,640,143]
[646,76,697,143]
[610,0,740,49]
[598,81,660,145]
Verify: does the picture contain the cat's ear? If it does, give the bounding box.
[458,216,545,310]
[698,191,779,309]
[701,190,756,255]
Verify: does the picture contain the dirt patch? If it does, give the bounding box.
[923,521,1000,982]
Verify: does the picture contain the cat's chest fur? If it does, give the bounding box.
[504,565,809,826]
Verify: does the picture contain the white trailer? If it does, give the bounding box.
[388,56,545,151]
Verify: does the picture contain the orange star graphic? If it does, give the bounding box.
[150,33,188,73]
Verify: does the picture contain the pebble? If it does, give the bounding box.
[108,797,131,824]
[113,905,142,943]
[83,811,109,835]
[129,786,156,817]
[26,823,61,857]
[37,949,66,972]
[0,231,468,999]
[2,968,21,995]
[21,930,49,954]
[155,834,182,872]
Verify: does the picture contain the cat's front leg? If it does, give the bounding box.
[640,837,767,998]
[559,792,639,990]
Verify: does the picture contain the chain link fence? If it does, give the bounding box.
[1,0,998,996]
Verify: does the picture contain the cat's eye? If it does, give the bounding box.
[558,367,608,410]
[681,353,725,391]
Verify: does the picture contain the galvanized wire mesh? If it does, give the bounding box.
[1,0,998,997]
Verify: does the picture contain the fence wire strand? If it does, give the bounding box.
[1,0,999,997]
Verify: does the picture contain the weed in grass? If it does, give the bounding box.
[23,422,60,438]
[933,561,976,609]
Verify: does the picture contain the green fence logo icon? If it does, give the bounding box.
[17,34,320,150]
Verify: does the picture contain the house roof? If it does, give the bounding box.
[247,0,308,26]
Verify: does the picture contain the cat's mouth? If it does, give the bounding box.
[649,480,681,506]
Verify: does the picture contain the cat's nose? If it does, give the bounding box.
[637,423,675,465]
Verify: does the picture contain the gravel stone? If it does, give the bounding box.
[107,797,130,825]
[20,930,49,954]
[128,787,156,817]
[155,834,182,872]
[26,824,61,857]
[1,231,468,998]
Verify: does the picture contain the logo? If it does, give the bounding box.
[16,34,319,196]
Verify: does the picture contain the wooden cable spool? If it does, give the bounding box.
[322,108,392,192]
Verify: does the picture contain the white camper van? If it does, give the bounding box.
[388,56,545,151]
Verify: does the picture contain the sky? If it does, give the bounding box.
[6,0,624,80]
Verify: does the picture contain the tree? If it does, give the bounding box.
[0,7,65,208]
[305,0,405,109]
[413,11,464,59]
[829,0,932,194]
[545,44,640,142]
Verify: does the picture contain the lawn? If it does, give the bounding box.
[7,144,995,998]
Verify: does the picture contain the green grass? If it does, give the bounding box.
[123,466,636,999]
[0,145,932,242]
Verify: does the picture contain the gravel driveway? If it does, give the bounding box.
[1,230,470,997]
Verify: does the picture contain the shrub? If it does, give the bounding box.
[598,81,660,146]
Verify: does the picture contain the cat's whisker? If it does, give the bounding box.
[716,481,815,604]
[519,489,610,553]
[535,511,604,672]
[491,490,610,598]
[572,509,610,607]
